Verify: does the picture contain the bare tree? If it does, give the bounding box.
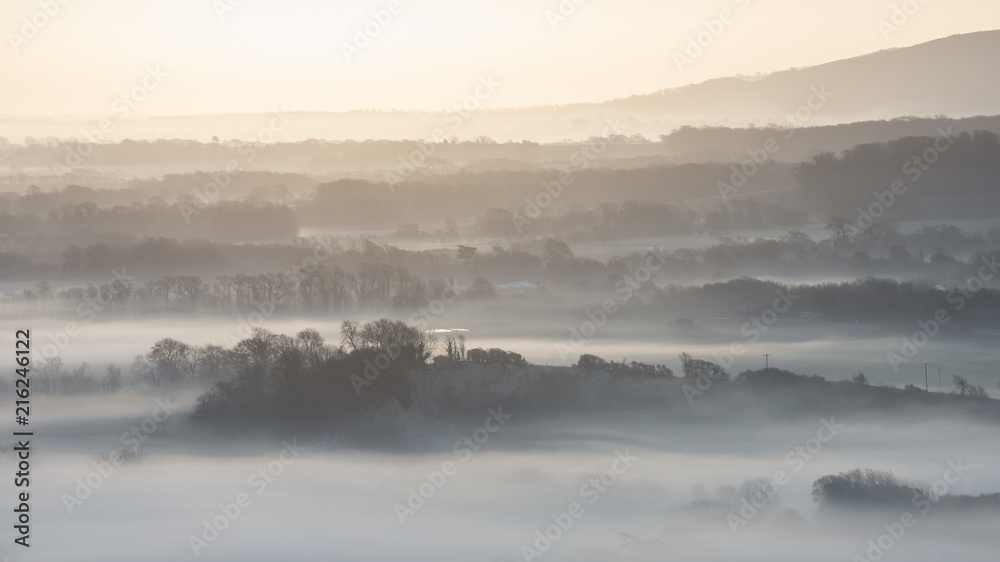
[175,275,203,309]
[37,356,63,394]
[134,338,195,387]
[194,344,233,380]
[464,277,497,300]
[953,375,971,395]
[954,375,989,398]
[825,217,852,249]
[296,328,326,366]
[102,364,122,392]
[444,335,457,361]
[340,320,360,351]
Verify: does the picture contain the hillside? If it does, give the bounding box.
[3,32,999,144]
[603,31,1000,123]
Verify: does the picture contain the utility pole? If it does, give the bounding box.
[922,362,929,391]
[938,367,942,392]
[763,354,772,369]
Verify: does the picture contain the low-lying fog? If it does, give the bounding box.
[301,218,1000,264]
[5,13,1000,561]
[4,294,997,560]
[3,304,996,392]
[2,392,998,561]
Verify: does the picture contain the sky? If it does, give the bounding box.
[2,0,1000,117]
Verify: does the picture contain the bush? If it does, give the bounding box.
[465,347,527,367]
[812,469,920,510]
[574,354,673,377]
[680,353,727,381]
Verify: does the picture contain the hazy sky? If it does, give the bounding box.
[2,0,1000,117]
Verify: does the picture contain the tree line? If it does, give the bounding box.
[5,262,497,316]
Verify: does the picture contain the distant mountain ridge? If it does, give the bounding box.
[589,30,1000,123]
[2,31,998,143]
